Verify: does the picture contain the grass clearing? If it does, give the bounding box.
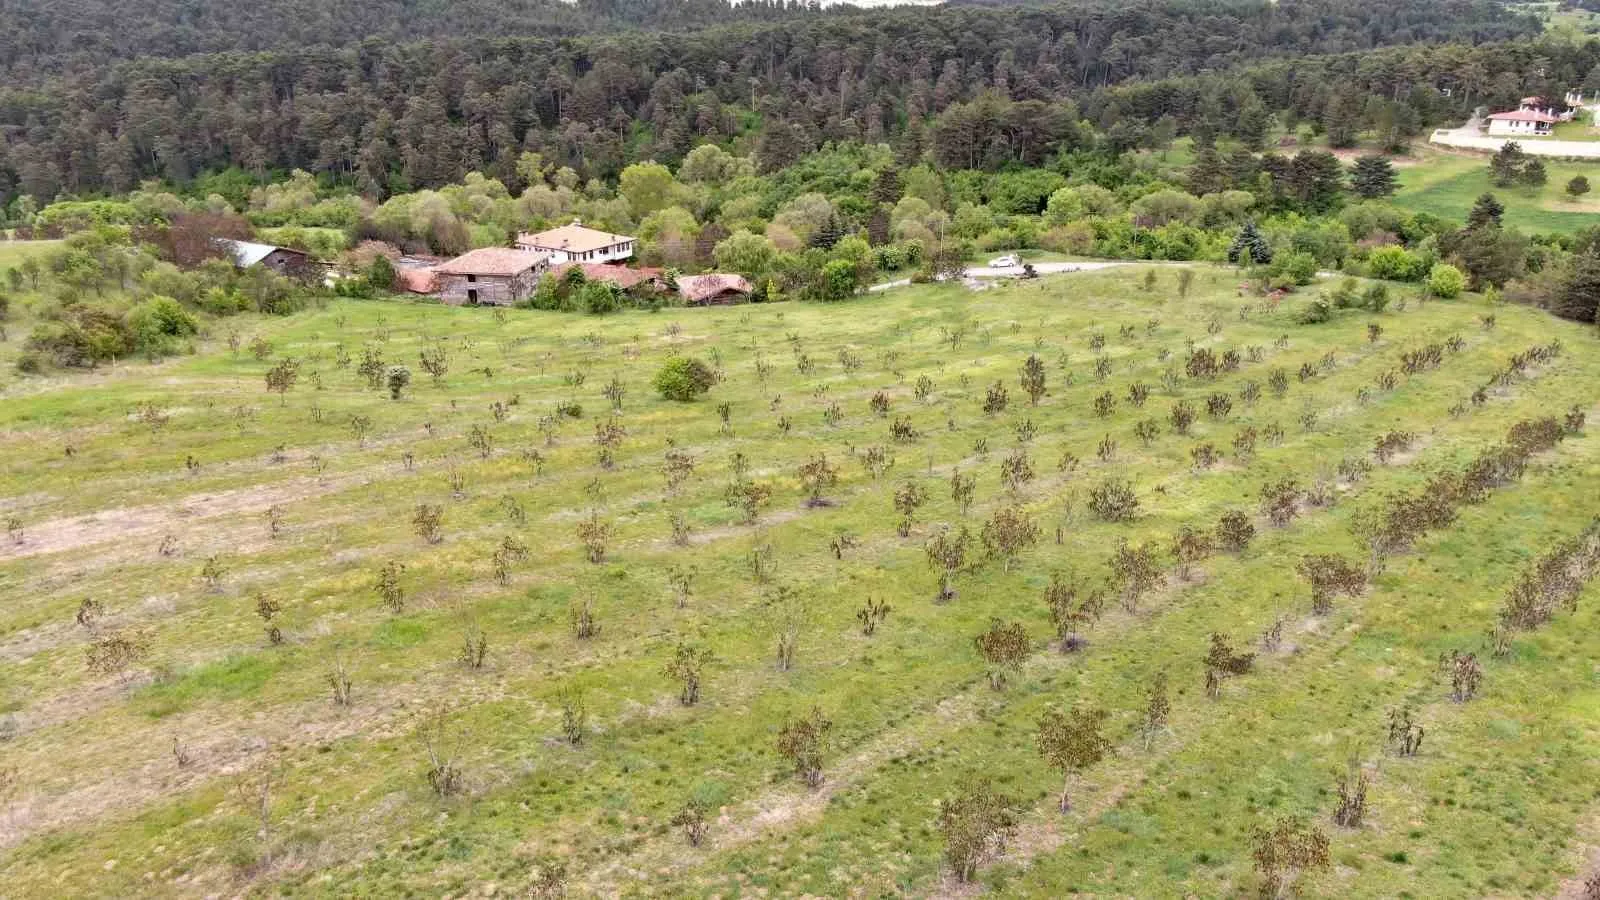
[0,268,1597,895]
[1397,151,1600,233]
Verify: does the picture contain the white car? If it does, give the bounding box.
[988,254,1019,267]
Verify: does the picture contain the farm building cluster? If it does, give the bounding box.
[398,221,751,307]
[218,222,753,308]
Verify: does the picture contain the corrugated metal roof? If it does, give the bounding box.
[214,238,292,267]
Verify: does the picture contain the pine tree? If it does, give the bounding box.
[1466,193,1504,230]
[871,166,903,205]
[1321,88,1362,149]
[1488,142,1527,187]
[809,211,844,250]
[1227,222,1273,266]
[1554,250,1600,324]
[1520,158,1547,188]
[1349,155,1397,199]
[1188,146,1227,196]
[867,207,891,247]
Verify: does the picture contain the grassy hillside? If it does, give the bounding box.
[1,270,1598,896]
[0,240,59,268]
[1396,152,1600,234]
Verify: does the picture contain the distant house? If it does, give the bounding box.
[677,273,752,306]
[1478,109,1555,136]
[215,239,311,277]
[1518,95,1579,121]
[1486,109,1558,136]
[434,248,549,306]
[515,220,636,265]
[548,262,667,293]
[1486,93,1582,136]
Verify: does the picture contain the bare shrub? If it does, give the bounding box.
[1088,479,1138,522]
[776,706,833,788]
[1252,816,1330,898]
[1202,632,1254,698]
[664,643,713,705]
[418,712,464,797]
[413,503,444,543]
[857,597,891,636]
[939,779,1019,884]
[1036,705,1110,811]
[926,527,972,602]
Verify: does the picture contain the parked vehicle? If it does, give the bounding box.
[988,254,1019,267]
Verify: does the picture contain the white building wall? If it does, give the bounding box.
[513,241,635,265]
[1487,119,1549,136]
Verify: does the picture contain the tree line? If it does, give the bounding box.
[0,0,1538,203]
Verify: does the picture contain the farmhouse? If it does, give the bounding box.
[677,273,753,305]
[215,239,312,277]
[1486,109,1557,136]
[515,220,636,264]
[434,248,549,306]
[1485,93,1582,136]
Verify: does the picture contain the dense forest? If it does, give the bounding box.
[0,0,819,75]
[0,0,1543,203]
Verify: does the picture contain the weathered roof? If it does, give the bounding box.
[395,267,438,293]
[517,221,635,254]
[678,273,752,303]
[548,262,663,289]
[1488,109,1558,123]
[215,238,304,267]
[436,247,549,276]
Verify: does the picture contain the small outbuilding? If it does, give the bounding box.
[434,248,550,306]
[215,239,312,278]
[677,273,753,306]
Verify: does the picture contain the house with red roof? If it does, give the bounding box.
[1485,93,1582,136]
[515,220,636,265]
[1486,108,1557,136]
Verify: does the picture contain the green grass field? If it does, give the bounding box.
[0,240,60,268]
[1396,152,1600,234]
[1,270,1598,896]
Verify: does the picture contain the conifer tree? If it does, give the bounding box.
[1349,155,1397,199]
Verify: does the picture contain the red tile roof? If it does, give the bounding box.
[548,262,664,289]
[1488,109,1558,123]
[436,248,549,276]
[678,273,753,304]
[395,267,437,293]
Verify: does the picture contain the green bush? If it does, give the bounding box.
[1426,263,1467,299]
[1329,277,1361,308]
[1298,297,1332,324]
[127,295,198,357]
[1366,244,1424,282]
[1274,250,1319,285]
[653,357,716,401]
[1362,283,1390,312]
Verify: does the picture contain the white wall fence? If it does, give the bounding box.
[1429,130,1600,159]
